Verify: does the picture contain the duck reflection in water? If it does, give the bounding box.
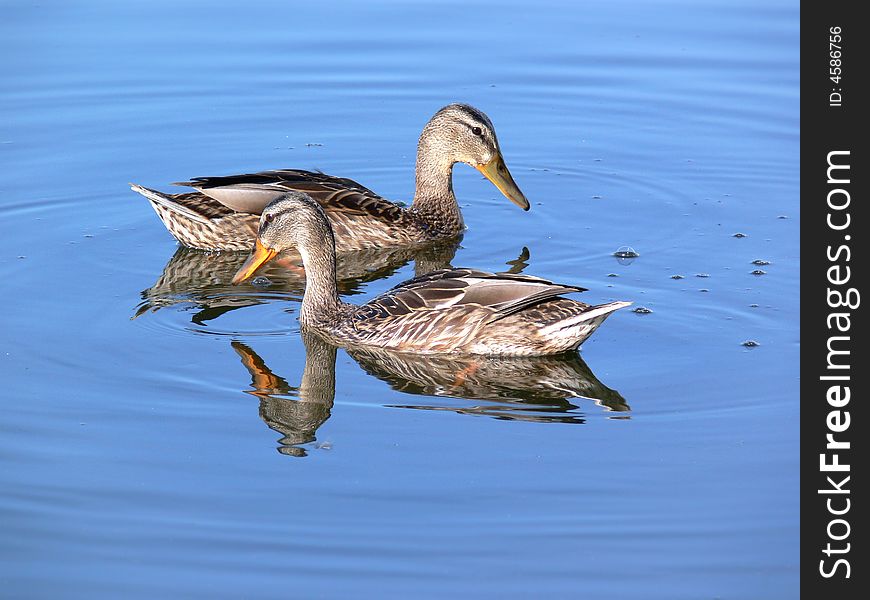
[232,333,628,457]
[133,238,463,324]
[232,333,336,458]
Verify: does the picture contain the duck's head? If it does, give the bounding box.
[231,192,330,285]
[421,103,530,211]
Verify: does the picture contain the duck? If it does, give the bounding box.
[130,104,529,252]
[231,192,630,356]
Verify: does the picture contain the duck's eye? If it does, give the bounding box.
[263,213,275,225]
[471,126,483,136]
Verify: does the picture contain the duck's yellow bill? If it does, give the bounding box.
[232,239,278,284]
[476,152,530,211]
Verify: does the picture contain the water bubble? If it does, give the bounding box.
[632,307,653,314]
[699,288,710,293]
[612,246,638,266]
[751,270,766,276]
[251,276,272,287]
[742,340,760,348]
[613,246,639,258]
[607,273,619,278]
[751,259,771,266]
[696,273,710,278]
[670,274,684,280]
[749,304,759,308]
[733,232,748,238]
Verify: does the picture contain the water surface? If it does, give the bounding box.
[1,1,799,597]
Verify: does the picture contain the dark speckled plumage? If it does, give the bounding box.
[131,104,529,252]
[232,193,631,356]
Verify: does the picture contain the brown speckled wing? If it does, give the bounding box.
[365,268,587,320]
[177,169,409,223]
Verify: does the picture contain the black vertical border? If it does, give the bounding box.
[802,2,865,597]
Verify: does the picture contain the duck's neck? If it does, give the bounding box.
[297,227,344,327]
[410,131,464,234]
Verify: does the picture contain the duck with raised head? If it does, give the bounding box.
[131,104,529,252]
[231,192,630,356]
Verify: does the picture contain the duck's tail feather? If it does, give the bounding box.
[130,183,210,224]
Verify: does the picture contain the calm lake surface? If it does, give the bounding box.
[1,1,799,597]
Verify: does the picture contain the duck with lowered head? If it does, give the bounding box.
[131,104,529,252]
[231,192,629,356]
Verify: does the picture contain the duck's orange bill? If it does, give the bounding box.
[232,239,278,284]
[476,151,530,211]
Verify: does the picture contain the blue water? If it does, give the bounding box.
[1,1,799,597]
